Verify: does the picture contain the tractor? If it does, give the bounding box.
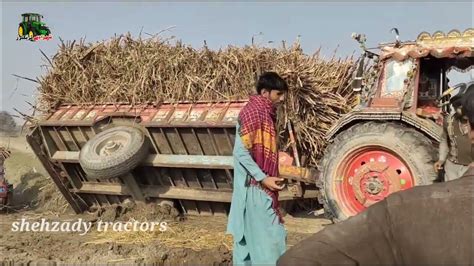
[318,28,474,221]
[17,13,52,41]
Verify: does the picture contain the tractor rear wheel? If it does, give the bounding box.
[318,122,437,221]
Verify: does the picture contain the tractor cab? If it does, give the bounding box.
[354,28,473,122]
[22,13,43,23]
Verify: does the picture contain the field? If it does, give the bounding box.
[0,135,331,264]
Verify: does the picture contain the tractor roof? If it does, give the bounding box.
[21,13,42,17]
[379,28,473,61]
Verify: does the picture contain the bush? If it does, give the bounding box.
[0,111,17,134]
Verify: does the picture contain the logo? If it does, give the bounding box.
[16,13,52,42]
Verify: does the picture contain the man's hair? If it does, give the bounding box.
[462,84,474,125]
[256,72,288,94]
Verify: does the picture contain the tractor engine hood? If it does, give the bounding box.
[31,21,47,27]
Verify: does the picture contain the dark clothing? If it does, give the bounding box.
[450,118,473,165]
[277,168,474,266]
[441,114,473,166]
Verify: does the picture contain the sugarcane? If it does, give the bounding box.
[287,120,301,167]
[34,33,356,167]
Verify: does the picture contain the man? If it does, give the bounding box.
[227,72,288,265]
[462,83,474,166]
[434,86,472,180]
[277,85,474,266]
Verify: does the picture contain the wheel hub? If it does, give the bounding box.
[101,140,123,156]
[364,177,384,195]
[352,161,401,206]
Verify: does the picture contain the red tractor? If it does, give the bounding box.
[319,28,474,221]
[0,147,13,210]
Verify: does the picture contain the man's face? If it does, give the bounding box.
[261,89,285,106]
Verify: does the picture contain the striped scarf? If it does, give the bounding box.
[238,95,282,223]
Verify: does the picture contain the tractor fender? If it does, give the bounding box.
[325,110,442,143]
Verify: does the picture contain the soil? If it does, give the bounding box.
[0,136,331,265]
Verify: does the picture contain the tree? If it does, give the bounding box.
[0,111,17,133]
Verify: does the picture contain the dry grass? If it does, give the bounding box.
[86,219,233,252]
[36,180,70,214]
[36,33,356,166]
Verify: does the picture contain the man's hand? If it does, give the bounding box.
[434,161,444,172]
[261,177,285,191]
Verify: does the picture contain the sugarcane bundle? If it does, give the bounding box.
[36,33,356,166]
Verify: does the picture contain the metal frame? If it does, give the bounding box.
[27,101,319,215]
[325,109,442,142]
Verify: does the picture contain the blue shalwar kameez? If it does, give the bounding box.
[227,122,287,265]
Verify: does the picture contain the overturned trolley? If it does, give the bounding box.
[26,101,319,215]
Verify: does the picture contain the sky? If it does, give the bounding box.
[1,1,473,122]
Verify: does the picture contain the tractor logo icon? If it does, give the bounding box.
[17,13,52,42]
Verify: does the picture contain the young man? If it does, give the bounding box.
[227,72,288,265]
[434,89,472,180]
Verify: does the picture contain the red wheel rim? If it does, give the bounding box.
[334,147,415,216]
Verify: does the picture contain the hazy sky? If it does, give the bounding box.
[1,1,473,121]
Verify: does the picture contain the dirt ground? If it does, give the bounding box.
[0,136,331,265]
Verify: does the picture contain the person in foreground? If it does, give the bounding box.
[277,87,474,266]
[227,72,288,265]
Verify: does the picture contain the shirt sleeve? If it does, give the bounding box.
[438,119,449,163]
[233,129,267,182]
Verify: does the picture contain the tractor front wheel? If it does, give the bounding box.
[318,122,437,221]
[28,30,35,40]
[18,26,24,38]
